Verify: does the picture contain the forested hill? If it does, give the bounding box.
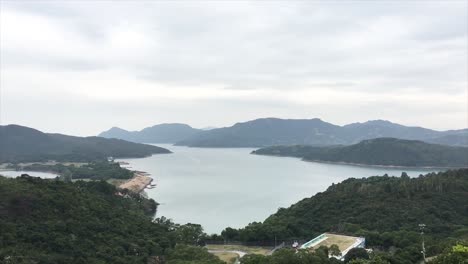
[224,169,468,263]
[176,118,343,147]
[252,138,468,167]
[175,118,468,148]
[98,123,202,143]
[0,125,171,163]
[0,175,224,264]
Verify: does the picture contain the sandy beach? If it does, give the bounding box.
[118,172,153,193]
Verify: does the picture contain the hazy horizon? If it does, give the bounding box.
[2,115,468,138]
[1,1,467,136]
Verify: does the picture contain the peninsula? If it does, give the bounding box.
[252,138,468,168]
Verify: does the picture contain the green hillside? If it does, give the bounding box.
[223,169,468,263]
[252,138,468,167]
[0,125,171,163]
[0,175,223,264]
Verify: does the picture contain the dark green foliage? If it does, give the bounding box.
[329,244,341,256]
[0,175,170,263]
[225,169,468,263]
[99,124,202,144]
[174,224,206,246]
[348,254,391,264]
[253,138,468,167]
[166,244,224,264]
[19,162,134,180]
[240,248,342,264]
[344,248,369,263]
[0,125,171,163]
[431,243,468,264]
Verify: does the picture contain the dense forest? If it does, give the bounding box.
[1,170,466,263]
[9,162,134,181]
[239,243,468,264]
[222,169,468,263]
[0,175,224,264]
[0,125,171,163]
[252,138,468,167]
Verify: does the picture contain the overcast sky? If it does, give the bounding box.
[0,1,467,136]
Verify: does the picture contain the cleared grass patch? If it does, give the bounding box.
[206,244,272,255]
[212,252,238,264]
[311,233,360,252]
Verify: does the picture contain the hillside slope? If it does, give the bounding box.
[252,138,468,167]
[0,175,223,264]
[224,169,468,263]
[425,133,468,147]
[340,120,440,143]
[0,125,171,163]
[98,123,202,143]
[176,118,343,147]
[175,118,467,148]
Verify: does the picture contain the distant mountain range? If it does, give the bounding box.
[172,118,468,147]
[99,123,202,143]
[252,138,468,167]
[0,125,171,163]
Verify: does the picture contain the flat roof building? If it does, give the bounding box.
[300,233,365,260]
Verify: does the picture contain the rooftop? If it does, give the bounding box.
[309,233,361,252]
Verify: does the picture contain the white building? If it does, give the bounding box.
[300,233,365,260]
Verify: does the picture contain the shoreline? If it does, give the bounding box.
[302,158,460,170]
[118,171,153,193]
[252,153,463,170]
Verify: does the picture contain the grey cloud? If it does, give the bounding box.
[0,1,466,134]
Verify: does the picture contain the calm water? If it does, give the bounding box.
[118,144,437,234]
[0,170,59,178]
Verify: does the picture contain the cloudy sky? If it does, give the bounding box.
[0,1,466,136]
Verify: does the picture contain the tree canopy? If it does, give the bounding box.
[252,138,468,167]
[223,169,468,263]
[0,175,217,264]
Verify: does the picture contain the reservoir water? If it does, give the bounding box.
[117,144,437,234]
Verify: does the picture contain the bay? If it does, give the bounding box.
[118,144,437,234]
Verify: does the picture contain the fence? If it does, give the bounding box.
[204,239,309,248]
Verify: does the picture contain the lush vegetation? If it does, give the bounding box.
[252,138,468,167]
[222,169,468,263]
[240,246,399,264]
[166,244,224,264]
[0,125,171,163]
[175,118,468,147]
[99,123,202,144]
[430,242,468,264]
[241,247,341,264]
[0,175,222,264]
[12,162,134,181]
